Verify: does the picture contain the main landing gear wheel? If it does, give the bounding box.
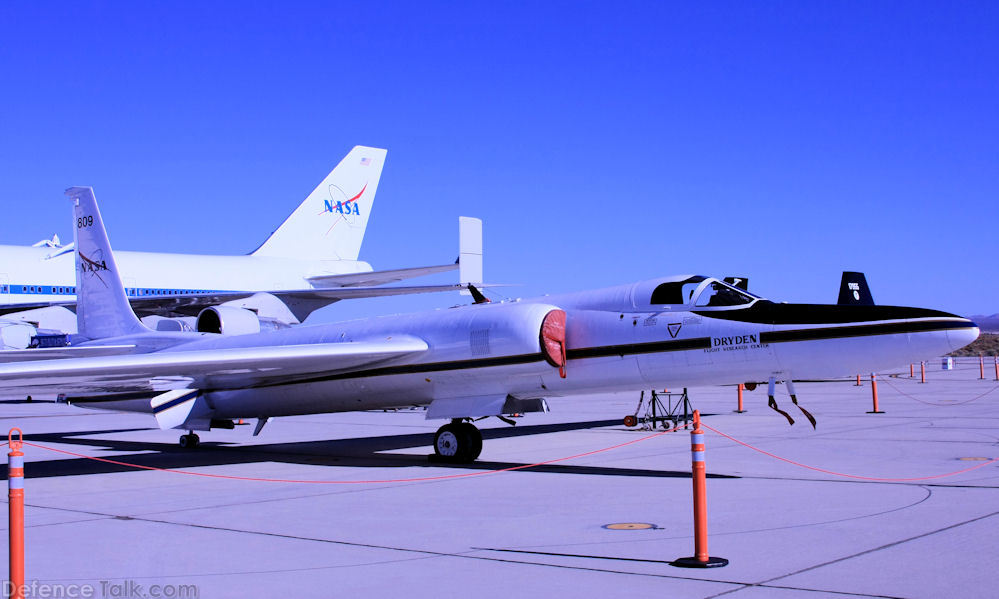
[179,433,200,449]
[433,420,482,463]
[459,422,483,462]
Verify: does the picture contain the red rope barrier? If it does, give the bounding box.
[881,377,999,407]
[11,425,680,485]
[700,423,998,482]
[12,417,995,485]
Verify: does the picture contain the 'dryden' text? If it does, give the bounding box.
[704,334,768,353]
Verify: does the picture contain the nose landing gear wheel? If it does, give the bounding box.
[179,433,200,448]
[433,420,483,463]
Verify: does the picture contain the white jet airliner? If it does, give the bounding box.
[0,188,979,462]
[0,146,481,348]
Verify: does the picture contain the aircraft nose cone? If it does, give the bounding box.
[947,317,980,353]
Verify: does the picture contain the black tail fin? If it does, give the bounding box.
[837,271,874,305]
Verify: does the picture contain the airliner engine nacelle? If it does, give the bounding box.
[195,306,289,336]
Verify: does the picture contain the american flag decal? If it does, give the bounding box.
[360,157,370,166]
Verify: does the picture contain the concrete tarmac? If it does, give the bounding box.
[1,357,996,598]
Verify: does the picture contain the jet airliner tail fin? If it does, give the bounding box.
[65,187,148,340]
[837,271,875,306]
[251,146,387,261]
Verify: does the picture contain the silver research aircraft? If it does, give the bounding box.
[0,146,481,348]
[0,189,979,462]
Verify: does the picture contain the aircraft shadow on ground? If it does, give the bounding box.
[4,419,737,481]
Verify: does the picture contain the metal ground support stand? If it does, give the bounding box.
[624,388,692,430]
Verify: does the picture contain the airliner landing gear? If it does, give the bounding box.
[179,432,200,449]
[433,419,482,463]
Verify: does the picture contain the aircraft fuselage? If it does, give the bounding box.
[92,286,976,420]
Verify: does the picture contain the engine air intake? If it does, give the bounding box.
[540,309,567,378]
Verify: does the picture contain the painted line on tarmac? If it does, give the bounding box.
[703,510,999,599]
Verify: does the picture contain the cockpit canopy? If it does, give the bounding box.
[640,276,760,310]
[649,276,758,308]
[649,276,707,305]
[542,275,763,313]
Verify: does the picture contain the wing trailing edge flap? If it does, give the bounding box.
[426,395,550,420]
[306,263,459,288]
[0,345,137,363]
[277,284,472,301]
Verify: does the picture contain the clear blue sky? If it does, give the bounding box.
[1,2,996,321]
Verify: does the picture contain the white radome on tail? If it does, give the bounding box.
[251,146,387,261]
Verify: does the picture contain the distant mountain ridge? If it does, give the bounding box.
[949,333,998,357]
[969,314,999,333]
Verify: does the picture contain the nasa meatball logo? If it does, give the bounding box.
[320,182,366,233]
[78,249,110,287]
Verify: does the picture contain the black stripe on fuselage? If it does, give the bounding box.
[62,317,974,400]
[760,318,975,344]
[566,337,712,360]
[255,352,548,389]
[253,336,713,389]
[265,317,970,390]
[694,301,960,325]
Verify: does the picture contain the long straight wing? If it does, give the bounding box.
[0,336,427,398]
[0,345,137,362]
